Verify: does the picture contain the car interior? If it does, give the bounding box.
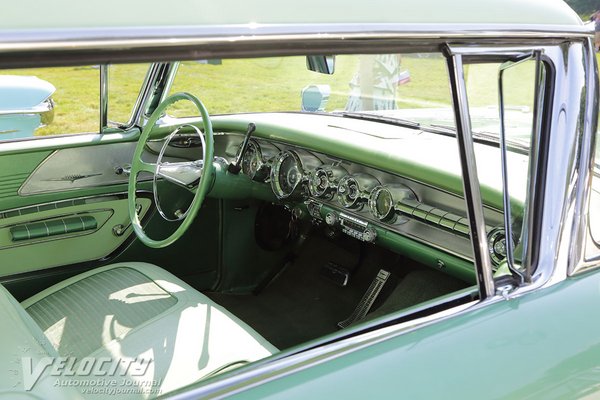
[0,51,537,397]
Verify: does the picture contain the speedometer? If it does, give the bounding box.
[270,151,305,199]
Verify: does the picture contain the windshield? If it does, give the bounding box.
[168,53,534,147]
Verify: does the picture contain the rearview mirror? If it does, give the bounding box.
[306,55,335,74]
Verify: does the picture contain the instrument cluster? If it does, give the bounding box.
[240,141,420,225]
[237,139,507,266]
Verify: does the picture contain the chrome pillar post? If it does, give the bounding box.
[445,51,495,299]
[100,64,109,132]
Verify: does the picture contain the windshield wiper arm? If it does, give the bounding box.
[336,111,421,129]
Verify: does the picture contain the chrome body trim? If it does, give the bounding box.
[521,50,546,280]
[127,63,166,128]
[498,55,531,283]
[445,50,495,299]
[571,38,600,275]
[0,102,53,116]
[537,43,588,285]
[0,25,592,68]
[100,64,108,131]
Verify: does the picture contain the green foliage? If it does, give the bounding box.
[564,0,598,15]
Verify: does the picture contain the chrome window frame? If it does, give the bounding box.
[573,38,600,274]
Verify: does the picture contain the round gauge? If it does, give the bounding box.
[338,176,361,208]
[488,227,510,265]
[308,165,347,199]
[241,140,264,180]
[270,151,305,199]
[337,174,380,209]
[309,168,332,197]
[369,186,395,221]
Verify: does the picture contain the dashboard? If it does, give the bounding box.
[233,136,509,271]
[149,119,512,282]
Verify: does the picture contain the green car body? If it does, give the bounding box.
[0,0,598,399]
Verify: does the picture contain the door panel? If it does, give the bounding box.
[0,195,151,276]
[0,131,221,291]
[19,143,136,195]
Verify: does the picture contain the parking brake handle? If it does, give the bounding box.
[228,122,256,174]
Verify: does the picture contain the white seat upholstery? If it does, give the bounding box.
[18,262,277,398]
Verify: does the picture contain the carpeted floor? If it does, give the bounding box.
[207,234,468,349]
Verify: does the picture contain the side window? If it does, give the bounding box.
[0,63,149,142]
[0,66,99,139]
[463,57,543,271]
[108,63,150,127]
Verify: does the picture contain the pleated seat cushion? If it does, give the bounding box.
[22,262,277,398]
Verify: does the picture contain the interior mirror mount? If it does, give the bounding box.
[306,55,335,74]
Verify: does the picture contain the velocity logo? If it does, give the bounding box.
[22,357,152,391]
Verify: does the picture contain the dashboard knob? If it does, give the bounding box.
[363,227,377,243]
[325,212,338,226]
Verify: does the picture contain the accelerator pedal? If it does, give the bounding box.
[338,269,390,329]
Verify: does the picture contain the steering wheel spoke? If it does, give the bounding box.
[138,160,158,174]
[128,92,214,248]
[157,160,204,189]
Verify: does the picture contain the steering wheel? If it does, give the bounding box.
[128,92,214,248]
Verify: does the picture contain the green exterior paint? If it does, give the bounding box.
[228,269,600,399]
[0,0,582,30]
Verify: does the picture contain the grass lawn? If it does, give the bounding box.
[0,52,583,136]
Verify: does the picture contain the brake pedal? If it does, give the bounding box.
[338,269,390,329]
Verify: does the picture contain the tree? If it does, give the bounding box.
[564,0,597,15]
